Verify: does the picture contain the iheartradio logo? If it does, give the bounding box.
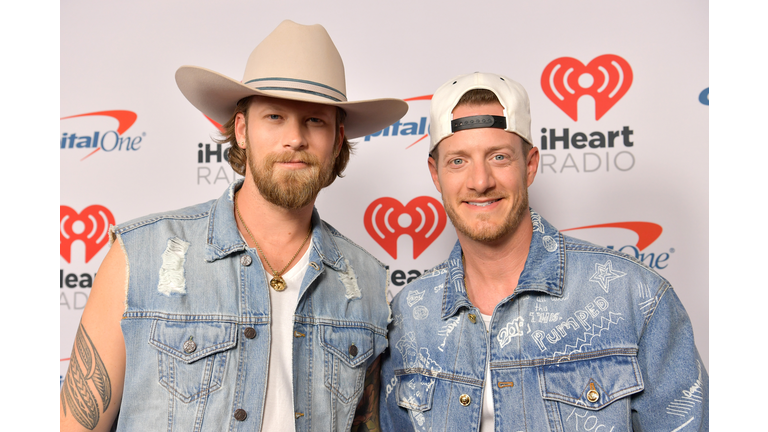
[542,55,633,121]
[60,205,115,263]
[364,197,446,259]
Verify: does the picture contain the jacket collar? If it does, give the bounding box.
[203,180,347,272]
[441,209,565,319]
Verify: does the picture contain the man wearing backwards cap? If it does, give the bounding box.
[60,20,407,432]
[379,73,708,431]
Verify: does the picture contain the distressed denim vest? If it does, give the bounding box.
[380,211,708,431]
[111,181,390,432]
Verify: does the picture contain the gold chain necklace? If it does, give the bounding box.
[234,192,312,292]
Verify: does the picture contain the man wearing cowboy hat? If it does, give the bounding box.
[60,20,407,432]
[378,73,708,431]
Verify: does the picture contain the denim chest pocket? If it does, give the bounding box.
[395,373,435,432]
[149,320,238,403]
[395,373,436,411]
[319,325,375,404]
[538,354,644,429]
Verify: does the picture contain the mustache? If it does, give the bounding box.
[266,151,320,166]
[459,193,506,201]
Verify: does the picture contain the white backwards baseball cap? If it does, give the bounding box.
[176,20,408,139]
[429,72,532,154]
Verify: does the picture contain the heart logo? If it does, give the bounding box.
[60,205,115,263]
[364,197,446,259]
[541,55,633,121]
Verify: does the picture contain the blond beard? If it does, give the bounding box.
[247,145,335,210]
[443,186,529,243]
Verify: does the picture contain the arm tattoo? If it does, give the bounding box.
[351,355,382,432]
[61,323,112,430]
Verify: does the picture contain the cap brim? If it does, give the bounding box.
[176,66,408,139]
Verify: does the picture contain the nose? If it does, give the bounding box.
[467,161,495,194]
[283,118,308,151]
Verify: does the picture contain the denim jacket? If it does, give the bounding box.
[110,180,390,432]
[380,211,708,431]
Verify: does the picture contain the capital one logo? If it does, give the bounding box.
[562,221,672,270]
[364,197,446,259]
[205,114,225,132]
[60,205,115,263]
[363,95,432,149]
[561,221,661,250]
[542,55,633,121]
[60,110,142,161]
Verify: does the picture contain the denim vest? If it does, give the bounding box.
[111,181,390,432]
[380,211,708,431]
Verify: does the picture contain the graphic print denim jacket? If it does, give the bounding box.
[380,211,708,431]
[110,180,390,432]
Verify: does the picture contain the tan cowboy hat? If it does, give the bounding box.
[176,20,408,139]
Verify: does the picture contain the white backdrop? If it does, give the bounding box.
[60,0,709,385]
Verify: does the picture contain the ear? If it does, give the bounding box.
[428,155,442,194]
[525,145,539,187]
[235,112,247,149]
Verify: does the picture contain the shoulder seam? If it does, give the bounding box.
[637,281,672,341]
[115,211,210,234]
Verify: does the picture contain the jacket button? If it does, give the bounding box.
[587,389,600,403]
[468,313,477,324]
[349,344,358,357]
[244,327,257,339]
[459,394,471,406]
[587,382,600,402]
[240,255,252,266]
[183,338,196,353]
[234,409,247,421]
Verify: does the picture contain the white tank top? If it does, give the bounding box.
[260,242,311,432]
[480,312,494,432]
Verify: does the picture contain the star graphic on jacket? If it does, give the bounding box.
[589,259,626,293]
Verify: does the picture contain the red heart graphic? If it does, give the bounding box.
[60,205,115,263]
[541,55,633,121]
[364,197,447,259]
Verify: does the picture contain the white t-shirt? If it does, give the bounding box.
[259,242,311,432]
[480,312,494,432]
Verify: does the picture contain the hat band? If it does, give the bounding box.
[245,77,347,102]
[451,115,507,132]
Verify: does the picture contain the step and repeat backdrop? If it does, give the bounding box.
[61,0,709,383]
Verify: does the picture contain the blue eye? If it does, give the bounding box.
[268,114,280,120]
[494,155,506,161]
[451,159,463,165]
